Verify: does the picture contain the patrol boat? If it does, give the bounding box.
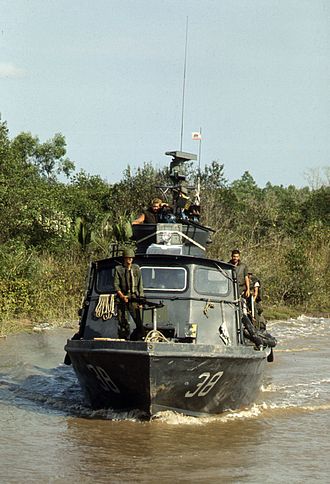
[64,151,276,417]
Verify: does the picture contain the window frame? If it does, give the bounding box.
[140,265,188,292]
[95,266,116,294]
[193,265,230,297]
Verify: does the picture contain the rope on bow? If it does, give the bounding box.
[95,294,116,320]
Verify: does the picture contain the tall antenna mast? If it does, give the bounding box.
[198,126,202,175]
[180,17,189,151]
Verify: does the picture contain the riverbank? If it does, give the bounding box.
[0,318,79,338]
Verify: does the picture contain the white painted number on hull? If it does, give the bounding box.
[86,364,120,393]
[185,371,224,398]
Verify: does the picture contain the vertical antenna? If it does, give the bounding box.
[196,127,202,209]
[198,126,202,174]
[180,16,189,151]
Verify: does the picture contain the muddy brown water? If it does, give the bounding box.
[0,316,329,483]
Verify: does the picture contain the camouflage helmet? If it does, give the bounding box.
[122,247,135,258]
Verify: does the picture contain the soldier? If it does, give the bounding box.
[228,249,250,298]
[132,198,164,224]
[114,247,145,340]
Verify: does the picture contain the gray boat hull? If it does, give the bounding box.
[65,339,268,417]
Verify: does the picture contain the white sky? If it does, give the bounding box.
[1,0,329,187]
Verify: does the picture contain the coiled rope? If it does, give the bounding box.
[144,330,170,343]
[95,294,116,320]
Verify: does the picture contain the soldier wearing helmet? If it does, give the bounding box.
[114,247,145,340]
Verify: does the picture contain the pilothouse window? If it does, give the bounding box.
[96,267,115,293]
[141,266,186,291]
[194,267,229,296]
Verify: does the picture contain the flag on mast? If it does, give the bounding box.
[192,131,201,141]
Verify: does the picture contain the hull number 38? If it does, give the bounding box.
[86,364,120,393]
[185,371,224,398]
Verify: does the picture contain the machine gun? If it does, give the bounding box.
[129,296,164,309]
[129,296,165,332]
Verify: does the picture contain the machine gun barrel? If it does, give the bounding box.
[130,296,164,309]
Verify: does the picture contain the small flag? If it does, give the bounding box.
[192,132,201,141]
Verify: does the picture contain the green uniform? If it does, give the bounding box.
[114,263,144,340]
[228,260,248,295]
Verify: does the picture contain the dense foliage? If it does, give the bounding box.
[0,119,329,331]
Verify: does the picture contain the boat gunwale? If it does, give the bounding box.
[65,340,269,360]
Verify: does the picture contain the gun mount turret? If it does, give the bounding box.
[132,150,213,257]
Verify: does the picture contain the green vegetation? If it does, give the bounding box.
[0,119,329,334]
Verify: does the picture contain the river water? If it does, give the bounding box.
[0,316,329,483]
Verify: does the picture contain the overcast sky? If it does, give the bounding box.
[1,0,329,187]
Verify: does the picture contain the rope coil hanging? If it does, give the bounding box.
[95,294,116,320]
[144,329,169,343]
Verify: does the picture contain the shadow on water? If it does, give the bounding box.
[0,329,145,420]
[0,364,150,421]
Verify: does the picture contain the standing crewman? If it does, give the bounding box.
[114,247,145,340]
[228,249,250,298]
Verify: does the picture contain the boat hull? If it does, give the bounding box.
[65,339,268,417]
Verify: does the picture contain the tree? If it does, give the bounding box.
[199,160,227,190]
[109,163,171,220]
[0,124,74,246]
[10,132,75,180]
